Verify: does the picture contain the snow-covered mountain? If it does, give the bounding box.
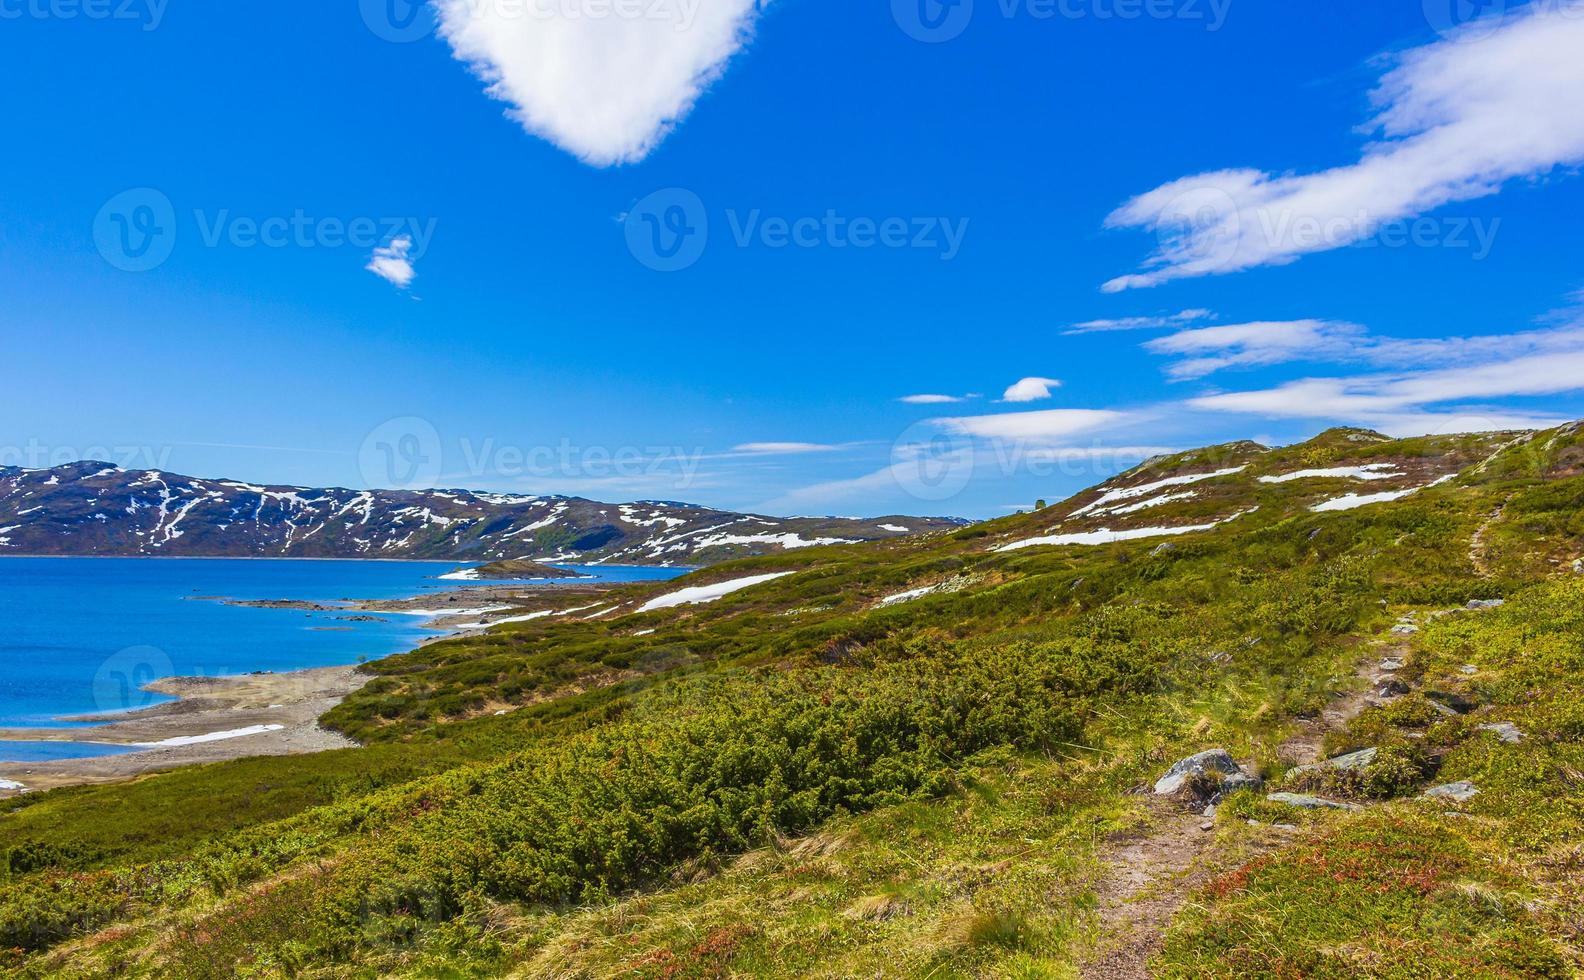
[0,462,964,565]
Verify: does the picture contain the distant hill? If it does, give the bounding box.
[0,462,965,565]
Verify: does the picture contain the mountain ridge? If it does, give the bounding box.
[0,460,965,566]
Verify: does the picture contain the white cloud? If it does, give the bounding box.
[1144,315,1584,380]
[938,408,1127,444]
[1187,350,1584,435]
[730,442,839,455]
[900,393,974,404]
[1065,309,1214,334]
[1103,3,1584,289]
[1146,320,1365,379]
[1000,377,1063,403]
[435,0,766,166]
[366,236,417,288]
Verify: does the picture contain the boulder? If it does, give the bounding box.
[1153,749,1241,796]
[1458,664,1479,676]
[1380,657,1406,672]
[1378,679,1411,697]
[1466,599,1506,610]
[1267,792,1362,811]
[1477,722,1523,744]
[1221,771,1263,795]
[1390,624,1419,636]
[1423,781,1479,803]
[1426,690,1475,714]
[1288,747,1377,781]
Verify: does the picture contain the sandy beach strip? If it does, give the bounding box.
[0,666,370,795]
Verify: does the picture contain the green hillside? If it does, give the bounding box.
[4,425,1583,978]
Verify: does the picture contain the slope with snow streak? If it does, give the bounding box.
[996,510,1256,552]
[636,572,797,612]
[1310,477,1453,513]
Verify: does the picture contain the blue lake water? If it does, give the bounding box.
[0,557,686,730]
[0,740,144,763]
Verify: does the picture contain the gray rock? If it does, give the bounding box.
[1466,599,1506,610]
[1220,771,1263,795]
[1427,699,1460,718]
[1380,657,1406,672]
[1458,664,1479,675]
[1423,781,1479,803]
[1573,558,1583,575]
[1289,747,1377,780]
[1478,722,1523,744]
[1267,792,1362,811]
[1199,820,1215,832]
[1378,679,1411,697]
[1391,624,1419,636]
[1273,823,1299,831]
[1154,749,1241,795]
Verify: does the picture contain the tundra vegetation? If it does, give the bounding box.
[2,425,1582,977]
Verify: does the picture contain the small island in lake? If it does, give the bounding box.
[449,559,592,581]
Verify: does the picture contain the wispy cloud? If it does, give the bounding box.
[1065,309,1214,334]
[1144,316,1584,380]
[1000,377,1062,403]
[1146,320,1365,380]
[366,236,417,288]
[730,442,842,455]
[900,393,976,404]
[1103,3,1584,289]
[435,0,765,166]
[939,408,1129,444]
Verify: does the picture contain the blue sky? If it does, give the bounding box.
[2,0,1582,519]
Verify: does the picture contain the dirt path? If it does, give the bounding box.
[1469,498,1510,579]
[1078,639,1399,978]
[1079,799,1219,979]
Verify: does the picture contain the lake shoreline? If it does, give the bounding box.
[0,576,645,796]
[0,666,369,796]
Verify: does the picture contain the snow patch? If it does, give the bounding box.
[1310,477,1453,513]
[637,571,797,612]
[997,510,1257,552]
[1259,463,1401,484]
[135,724,286,748]
[1071,467,1246,517]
